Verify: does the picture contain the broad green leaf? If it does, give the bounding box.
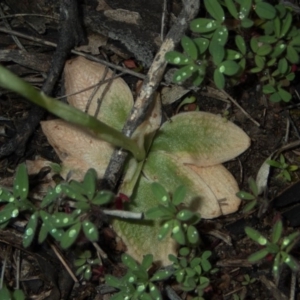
[82,220,98,242]
[225,49,242,60]
[151,269,172,281]
[40,186,60,208]
[211,26,228,46]
[181,36,198,60]
[145,206,174,220]
[190,18,219,33]
[23,211,39,247]
[255,55,265,69]
[122,253,139,270]
[141,254,153,270]
[165,51,192,65]
[41,57,134,181]
[290,35,300,46]
[204,0,225,22]
[60,222,81,249]
[254,2,276,19]
[258,36,277,44]
[61,184,88,202]
[38,223,49,243]
[250,37,259,53]
[150,112,250,166]
[13,289,25,300]
[248,177,258,196]
[14,164,29,200]
[271,42,286,58]
[172,223,186,245]
[274,17,281,38]
[105,275,122,288]
[84,265,92,280]
[149,283,162,299]
[214,69,225,89]
[0,203,16,224]
[113,176,177,265]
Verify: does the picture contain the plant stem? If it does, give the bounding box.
[0,65,145,161]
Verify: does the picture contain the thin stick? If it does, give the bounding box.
[220,89,261,127]
[48,242,78,283]
[0,27,146,80]
[102,209,143,219]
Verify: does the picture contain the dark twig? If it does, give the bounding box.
[0,27,146,80]
[102,0,200,190]
[0,0,85,158]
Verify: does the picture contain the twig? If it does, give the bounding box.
[49,242,78,283]
[289,271,296,300]
[0,27,146,80]
[102,0,201,190]
[160,0,168,41]
[220,89,261,127]
[102,209,143,219]
[92,242,107,260]
[0,5,26,51]
[14,249,21,290]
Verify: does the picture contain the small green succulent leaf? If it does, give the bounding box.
[255,55,265,69]
[290,35,300,47]
[176,209,195,222]
[84,265,92,280]
[193,38,209,55]
[122,253,139,271]
[179,247,190,256]
[245,227,267,245]
[235,35,246,55]
[258,35,277,44]
[151,182,170,204]
[92,191,114,205]
[278,87,292,102]
[241,18,254,28]
[151,269,172,281]
[82,168,97,200]
[210,41,225,65]
[211,26,228,46]
[236,191,255,200]
[284,254,299,272]
[214,69,225,89]
[141,254,153,270]
[13,289,25,300]
[14,164,29,200]
[172,65,196,83]
[172,223,186,245]
[271,43,286,58]
[172,185,187,206]
[250,37,259,53]
[38,223,48,243]
[225,0,238,19]
[278,58,288,74]
[0,188,13,203]
[74,258,86,267]
[204,0,225,22]
[286,46,299,64]
[158,220,173,240]
[190,18,219,33]
[0,204,16,225]
[256,44,272,56]
[181,36,198,60]
[52,212,76,228]
[269,92,282,102]
[23,211,39,247]
[187,225,199,244]
[149,283,162,299]
[273,16,281,38]
[146,205,174,220]
[40,186,60,208]
[254,2,276,19]
[248,177,259,196]
[165,51,191,65]
[60,222,81,249]
[271,220,282,244]
[248,248,270,262]
[225,49,242,60]
[82,220,98,242]
[61,184,88,202]
[219,61,240,76]
[281,12,292,38]
[105,274,122,288]
[243,199,256,211]
[239,1,252,20]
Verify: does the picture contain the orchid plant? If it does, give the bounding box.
[0,57,250,263]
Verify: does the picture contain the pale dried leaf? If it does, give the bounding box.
[151,111,250,166]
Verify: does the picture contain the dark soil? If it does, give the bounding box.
[0,1,300,299]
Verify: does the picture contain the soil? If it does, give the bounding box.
[0,0,300,300]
